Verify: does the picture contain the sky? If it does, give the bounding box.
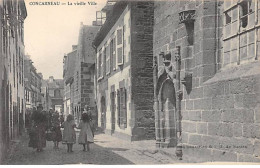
[24,0,106,79]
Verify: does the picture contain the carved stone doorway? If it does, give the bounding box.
[158,79,177,148]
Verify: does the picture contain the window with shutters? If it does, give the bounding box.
[110,37,116,70]
[222,0,258,67]
[117,88,127,128]
[106,44,110,75]
[98,51,102,79]
[103,48,106,77]
[117,28,124,65]
[123,25,126,62]
[110,91,116,130]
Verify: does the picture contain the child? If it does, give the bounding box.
[78,112,94,151]
[61,114,76,153]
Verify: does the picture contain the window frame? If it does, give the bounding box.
[222,0,258,67]
[117,27,124,66]
[117,87,127,129]
[97,50,103,81]
[106,42,110,75]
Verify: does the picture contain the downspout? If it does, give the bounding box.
[175,46,183,160]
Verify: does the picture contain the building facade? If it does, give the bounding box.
[71,23,100,125]
[46,76,64,115]
[41,79,51,111]
[63,45,77,118]
[93,1,154,141]
[0,0,27,163]
[24,55,43,111]
[153,0,260,162]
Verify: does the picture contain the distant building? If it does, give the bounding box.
[70,23,100,125]
[41,79,51,111]
[24,55,43,110]
[93,1,154,141]
[46,76,64,115]
[63,45,77,118]
[0,0,27,163]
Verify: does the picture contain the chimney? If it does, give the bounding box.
[49,76,54,82]
[38,73,43,79]
[72,45,77,51]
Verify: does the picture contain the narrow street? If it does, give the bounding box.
[5,130,178,165]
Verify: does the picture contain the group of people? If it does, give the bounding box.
[28,105,94,153]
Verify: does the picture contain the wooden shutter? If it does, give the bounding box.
[110,92,113,124]
[117,47,123,65]
[99,52,103,78]
[103,48,106,77]
[110,40,113,72]
[117,29,122,45]
[113,38,116,69]
[122,88,127,128]
[106,45,110,74]
[117,28,124,65]
[117,89,120,126]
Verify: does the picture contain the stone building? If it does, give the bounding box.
[0,0,27,163]
[41,79,51,111]
[24,55,43,110]
[153,0,260,162]
[71,23,100,125]
[93,1,154,141]
[63,45,77,118]
[46,76,64,115]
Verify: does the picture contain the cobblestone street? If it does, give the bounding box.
[4,130,179,165]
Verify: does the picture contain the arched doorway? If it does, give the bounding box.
[158,79,177,147]
[100,96,106,131]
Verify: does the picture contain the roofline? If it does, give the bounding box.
[93,1,128,47]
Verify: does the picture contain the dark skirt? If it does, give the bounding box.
[28,126,46,149]
[52,127,62,142]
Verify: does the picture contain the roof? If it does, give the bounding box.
[93,1,128,47]
[19,0,27,19]
[45,79,64,89]
[64,49,77,80]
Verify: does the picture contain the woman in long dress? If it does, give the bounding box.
[51,112,62,149]
[78,112,94,151]
[62,114,76,153]
[29,105,47,152]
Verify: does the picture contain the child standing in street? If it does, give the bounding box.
[61,114,76,153]
[78,112,94,151]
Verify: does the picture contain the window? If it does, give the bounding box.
[106,44,110,74]
[222,0,257,67]
[110,38,114,71]
[117,88,127,128]
[98,51,102,79]
[117,28,124,65]
[112,37,116,70]
[103,48,106,77]
[123,25,126,60]
[239,0,255,28]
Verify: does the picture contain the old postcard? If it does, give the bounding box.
[0,0,260,165]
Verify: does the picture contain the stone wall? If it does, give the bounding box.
[131,1,155,140]
[154,0,260,162]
